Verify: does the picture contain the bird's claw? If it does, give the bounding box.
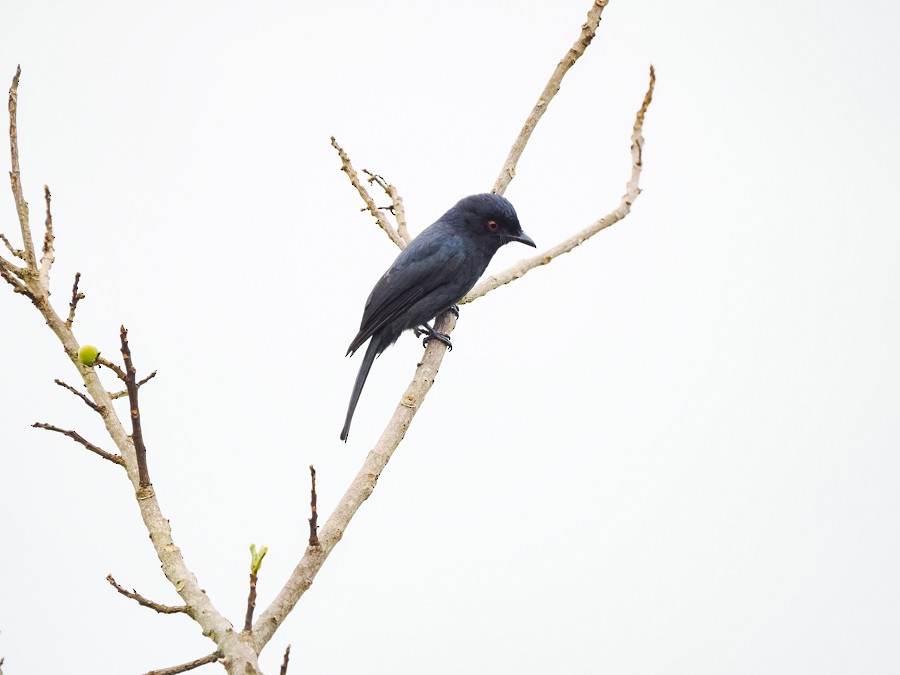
[423,333,453,351]
[446,304,460,319]
[418,324,453,351]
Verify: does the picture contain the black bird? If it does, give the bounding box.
[340,193,535,441]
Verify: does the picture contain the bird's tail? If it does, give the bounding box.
[340,336,382,442]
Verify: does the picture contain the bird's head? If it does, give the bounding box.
[453,193,536,250]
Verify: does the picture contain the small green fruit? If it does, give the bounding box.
[78,344,100,365]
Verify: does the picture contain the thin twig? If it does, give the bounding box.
[243,572,259,632]
[39,184,54,293]
[120,326,151,486]
[95,355,127,381]
[492,0,608,195]
[0,232,23,260]
[364,170,410,245]
[106,574,189,614]
[280,645,291,675]
[137,370,158,388]
[54,378,102,413]
[0,258,36,303]
[109,370,157,399]
[8,65,36,271]
[465,65,655,303]
[308,465,319,547]
[32,422,124,466]
[244,544,268,631]
[143,652,222,675]
[65,272,84,328]
[330,136,406,250]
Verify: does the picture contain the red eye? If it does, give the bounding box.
[486,220,499,232]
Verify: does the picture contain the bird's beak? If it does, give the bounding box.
[510,231,536,248]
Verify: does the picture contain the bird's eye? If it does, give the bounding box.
[486,220,499,232]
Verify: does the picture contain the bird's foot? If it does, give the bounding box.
[417,323,453,351]
[445,304,460,319]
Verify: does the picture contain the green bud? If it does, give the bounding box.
[250,544,268,574]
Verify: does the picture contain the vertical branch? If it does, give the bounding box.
[244,572,259,632]
[66,272,84,328]
[279,645,291,675]
[120,326,151,487]
[308,465,319,547]
[39,184,55,293]
[8,66,36,270]
[244,544,268,632]
[626,65,655,202]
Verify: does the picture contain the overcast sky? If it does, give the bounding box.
[1,1,898,673]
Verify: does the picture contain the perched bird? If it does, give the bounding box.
[340,193,535,441]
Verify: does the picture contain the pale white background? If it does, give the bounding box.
[1,1,898,673]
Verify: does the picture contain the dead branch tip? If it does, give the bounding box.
[106,574,189,614]
[143,652,222,675]
[308,465,319,546]
[32,422,123,466]
[280,645,292,675]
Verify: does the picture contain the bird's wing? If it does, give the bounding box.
[346,234,467,355]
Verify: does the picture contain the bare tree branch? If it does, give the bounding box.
[243,575,259,633]
[106,574,189,614]
[364,169,410,244]
[465,65,656,303]
[0,232,23,260]
[32,422,123,466]
[94,355,127,381]
[144,652,222,675]
[65,272,84,328]
[4,4,652,669]
[137,369,158,388]
[119,326,151,486]
[244,544,268,632]
[252,308,458,650]
[492,0,609,195]
[308,465,319,547]
[39,184,54,293]
[6,67,260,673]
[330,136,406,250]
[0,256,35,303]
[279,645,291,675]
[109,369,159,399]
[255,3,653,654]
[54,378,103,413]
[8,65,36,271]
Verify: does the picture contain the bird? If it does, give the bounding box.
[340,193,535,441]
